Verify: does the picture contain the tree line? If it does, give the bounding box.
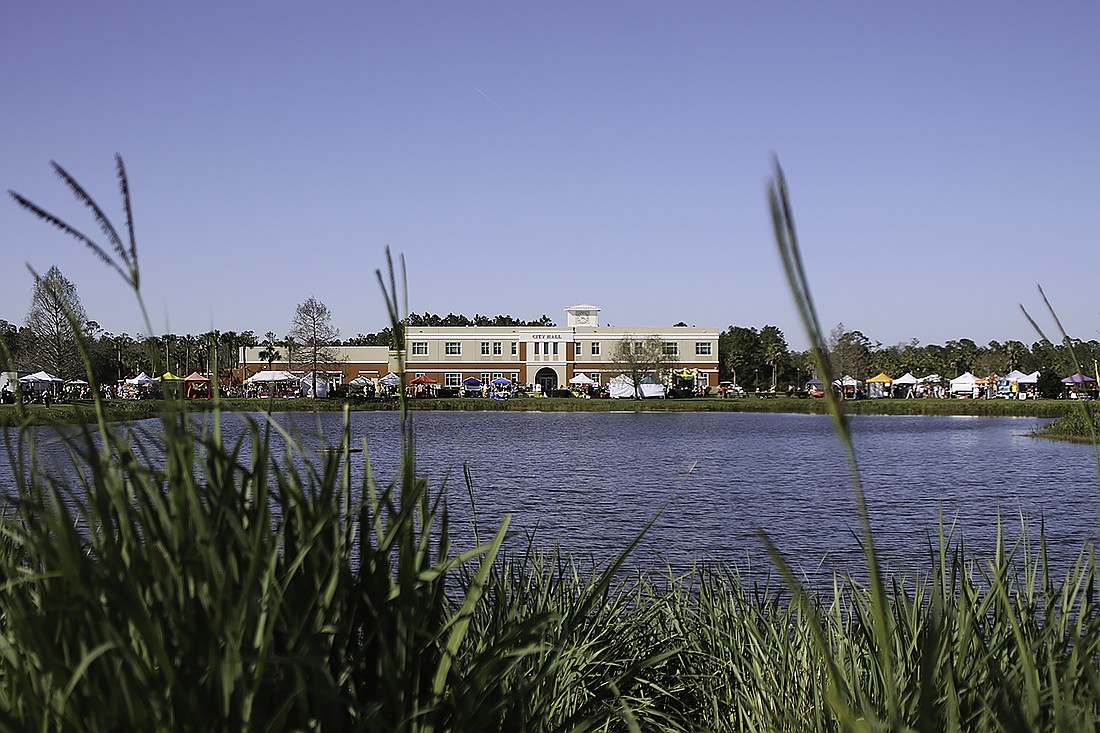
[719,322,1100,393]
[0,271,563,389]
[5,267,1095,395]
[1,275,258,388]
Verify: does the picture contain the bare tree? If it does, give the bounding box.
[608,335,679,399]
[23,265,88,377]
[109,332,135,380]
[827,323,873,381]
[289,296,339,398]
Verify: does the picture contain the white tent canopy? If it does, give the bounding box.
[246,370,297,384]
[20,371,64,384]
[949,372,978,393]
[379,372,400,386]
[300,372,328,398]
[126,372,159,386]
[607,374,665,399]
[892,372,918,386]
[1003,369,1040,385]
[568,372,595,385]
[348,376,373,387]
[917,373,941,384]
[832,375,862,387]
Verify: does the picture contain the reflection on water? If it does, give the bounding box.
[3,411,1096,584]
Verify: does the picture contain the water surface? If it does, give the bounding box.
[5,411,1096,583]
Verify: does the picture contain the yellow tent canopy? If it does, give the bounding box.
[161,372,183,381]
[866,372,893,383]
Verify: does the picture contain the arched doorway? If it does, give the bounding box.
[535,367,558,394]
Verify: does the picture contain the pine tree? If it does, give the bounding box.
[23,265,88,377]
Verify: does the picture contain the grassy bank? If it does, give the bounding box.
[0,395,1078,427]
[1034,404,1100,443]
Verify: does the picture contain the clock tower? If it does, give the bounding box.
[564,304,601,327]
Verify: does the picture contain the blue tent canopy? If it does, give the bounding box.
[463,377,482,386]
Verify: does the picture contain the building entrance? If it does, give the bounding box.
[535,367,558,394]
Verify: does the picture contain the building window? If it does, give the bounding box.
[591,341,600,356]
[445,342,461,355]
[481,341,490,356]
[534,342,541,356]
[445,373,461,387]
[481,372,491,385]
[511,342,517,355]
[633,341,644,355]
[493,341,502,355]
[411,341,428,356]
[574,341,582,356]
[510,372,518,383]
[662,342,679,356]
[695,342,712,356]
[552,342,559,356]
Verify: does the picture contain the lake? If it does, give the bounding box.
[4,411,1097,583]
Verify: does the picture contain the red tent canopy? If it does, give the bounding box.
[183,371,211,398]
[409,375,437,385]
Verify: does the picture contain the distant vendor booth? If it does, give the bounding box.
[866,372,893,399]
[183,371,211,399]
[245,370,299,398]
[608,374,665,399]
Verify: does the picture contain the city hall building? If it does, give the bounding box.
[404,304,718,393]
[240,304,719,393]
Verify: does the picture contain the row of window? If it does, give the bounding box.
[411,372,714,388]
[410,341,713,357]
[431,372,519,388]
[413,341,521,356]
[602,341,712,354]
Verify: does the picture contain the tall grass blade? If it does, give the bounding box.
[769,158,899,723]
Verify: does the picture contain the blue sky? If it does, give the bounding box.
[2,2,1097,350]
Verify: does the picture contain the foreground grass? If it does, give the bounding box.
[2,401,1099,731]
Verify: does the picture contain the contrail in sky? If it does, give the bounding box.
[474,86,511,117]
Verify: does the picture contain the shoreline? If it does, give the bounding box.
[0,395,1081,428]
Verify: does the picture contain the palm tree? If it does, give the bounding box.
[285,336,297,372]
[179,334,198,374]
[218,330,238,382]
[759,325,788,391]
[258,331,282,370]
[236,331,257,387]
[196,331,218,374]
[1004,340,1026,372]
[112,332,134,380]
[163,333,176,375]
